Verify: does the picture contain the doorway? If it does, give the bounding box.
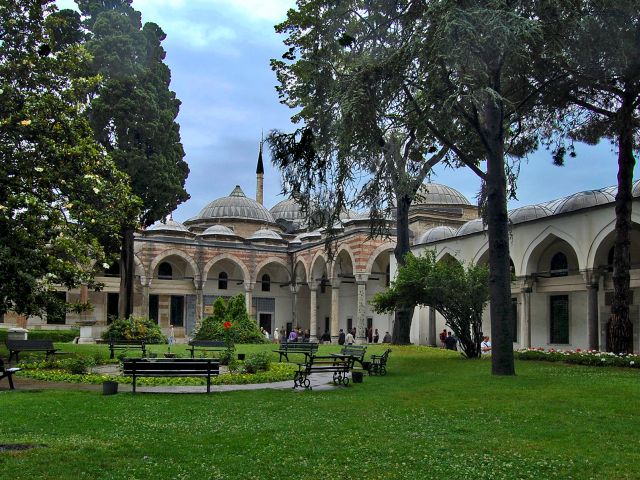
[259,313,272,334]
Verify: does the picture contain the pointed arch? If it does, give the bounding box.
[365,242,395,275]
[435,246,461,263]
[520,225,583,275]
[251,257,291,284]
[149,248,199,281]
[309,250,329,282]
[331,246,355,278]
[202,253,250,283]
[293,259,308,284]
[587,212,640,269]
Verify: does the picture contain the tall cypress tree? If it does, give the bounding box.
[73,0,189,318]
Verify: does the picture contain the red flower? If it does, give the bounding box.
[223,321,232,330]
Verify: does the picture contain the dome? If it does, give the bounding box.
[554,189,615,214]
[199,225,236,238]
[248,228,284,241]
[416,226,457,244]
[270,198,304,224]
[508,205,553,224]
[415,183,472,206]
[189,185,275,224]
[456,218,486,236]
[146,218,191,235]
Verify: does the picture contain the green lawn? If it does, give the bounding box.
[1,345,639,479]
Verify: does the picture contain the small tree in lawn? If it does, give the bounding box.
[372,251,489,359]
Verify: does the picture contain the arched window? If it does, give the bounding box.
[158,262,173,279]
[550,252,568,277]
[261,274,271,292]
[385,264,391,287]
[218,272,228,290]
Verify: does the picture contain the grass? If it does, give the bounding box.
[1,345,639,479]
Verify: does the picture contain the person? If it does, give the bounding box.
[444,331,457,351]
[382,331,391,343]
[264,328,270,341]
[273,328,280,343]
[288,329,298,342]
[481,335,492,354]
[168,325,175,345]
[367,327,373,344]
[439,329,448,348]
[345,329,355,345]
[321,330,331,343]
[373,328,379,343]
[338,328,346,345]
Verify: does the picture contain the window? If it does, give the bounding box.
[170,295,184,327]
[261,274,271,292]
[158,262,173,279]
[149,295,159,324]
[347,317,353,331]
[218,272,228,290]
[550,295,569,344]
[107,292,119,324]
[550,252,568,277]
[46,291,67,325]
[385,265,390,287]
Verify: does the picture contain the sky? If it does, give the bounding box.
[56,0,626,223]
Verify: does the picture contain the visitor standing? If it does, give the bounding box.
[481,336,492,355]
[338,329,346,345]
[273,328,280,343]
[345,329,355,345]
[439,329,448,348]
[373,328,379,343]
[367,327,373,343]
[288,329,298,342]
[264,328,270,341]
[382,331,391,343]
[444,331,457,351]
[168,325,175,345]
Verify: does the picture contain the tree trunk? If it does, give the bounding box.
[118,227,135,320]
[392,194,414,344]
[481,93,516,376]
[608,97,636,354]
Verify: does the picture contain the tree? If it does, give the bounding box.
[0,0,138,318]
[372,251,489,359]
[537,0,640,354]
[269,0,452,344]
[72,0,189,318]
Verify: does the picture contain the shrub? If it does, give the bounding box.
[193,294,266,344]
[101,317,166,344]
[65,356,96,375]
[244,351,271,374]
[0,328,80,343]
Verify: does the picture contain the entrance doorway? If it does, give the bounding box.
[259,313,272,334]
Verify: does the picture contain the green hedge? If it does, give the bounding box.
[515,348,640,368]
[0,328,80,343]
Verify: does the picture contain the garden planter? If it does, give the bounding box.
[237,353,246,361]
[102,381,118,395]
[352,371,364,383]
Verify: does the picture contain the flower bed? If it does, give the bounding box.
[515,347,640,368]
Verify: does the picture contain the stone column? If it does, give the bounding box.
[309,285,318,342]
[193,278,203,324]
[141,277,151,319]
[520,278,533,349]
[290,284,299,330]
[428,307,437,347]
[586,271,600,351]
[244,282,254,317]
[330,280,341,341]
[355,273,369,344]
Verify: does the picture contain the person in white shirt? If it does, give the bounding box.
[481,336,492,355]
[345,329,355,345]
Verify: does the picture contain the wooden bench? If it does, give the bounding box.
[108,339,147,359]
[293,354,352,390]
[368,348,391,376]
[339,345,367,368]
[6,339,59,363]
[187,340,228,358]
[274,342,318,363]
[122,358,220,393]
[0,358,20,390]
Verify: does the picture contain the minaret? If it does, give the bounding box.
[256,137,264,205]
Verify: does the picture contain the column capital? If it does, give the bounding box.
[290,284,300,294]
[330,278,341,289]
[583,269,600,288]
[308,283,318,292]
[140,276,151,288]
[244,282,255,293]
[192,276,203,290]
[355,273,369,285]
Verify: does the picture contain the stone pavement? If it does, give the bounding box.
[0,371,344,394]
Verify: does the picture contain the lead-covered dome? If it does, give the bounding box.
[416,226,457,244]
[456,218,486,236]
[508,205,553,224]
[415,183,472,206]
[188,186,275,224]
[554,189,615,214]
[146,218,193,236]
[271,198,304,224]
